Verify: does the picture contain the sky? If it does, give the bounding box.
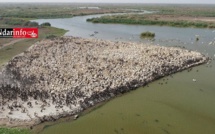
[0,0,214,4]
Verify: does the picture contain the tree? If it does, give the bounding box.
[40,22,51,27]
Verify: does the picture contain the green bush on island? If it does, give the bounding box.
[140,31,155,38]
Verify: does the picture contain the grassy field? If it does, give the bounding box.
[0,3,123,19]
[102,4,215,17]
[0,127,30,134]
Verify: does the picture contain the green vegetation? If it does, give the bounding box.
[0,127,30,134]
[109,4,215,17]
[140,31,155,38]
[0,4,73,19]
[151,5,215,17]
[87,14,215,28]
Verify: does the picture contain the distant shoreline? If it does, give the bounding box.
[87,14,215,28]
[0,3,215,5]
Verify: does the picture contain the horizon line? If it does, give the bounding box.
[0,2,215,4]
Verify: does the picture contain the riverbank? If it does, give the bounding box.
[87,14,215,28]
[0,37,208,128]
[86,4,215,28]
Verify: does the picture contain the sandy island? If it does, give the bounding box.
[0,37,208,128]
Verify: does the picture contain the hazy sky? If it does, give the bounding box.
[0,0,214,4]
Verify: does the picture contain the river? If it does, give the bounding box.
[32,13,215,134]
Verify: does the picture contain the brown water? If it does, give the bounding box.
[34,13,215,134]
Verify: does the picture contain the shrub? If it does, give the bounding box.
[40,22,51,27]
[140,31,155,38]
[208,24,215,28]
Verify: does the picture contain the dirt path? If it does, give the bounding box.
[0,39,24,49]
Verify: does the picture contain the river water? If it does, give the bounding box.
[33,13,215,134]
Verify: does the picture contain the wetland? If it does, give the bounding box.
[0,3,215,134]
[33,5,215,134]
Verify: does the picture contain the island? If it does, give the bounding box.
[0,37,208,128]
